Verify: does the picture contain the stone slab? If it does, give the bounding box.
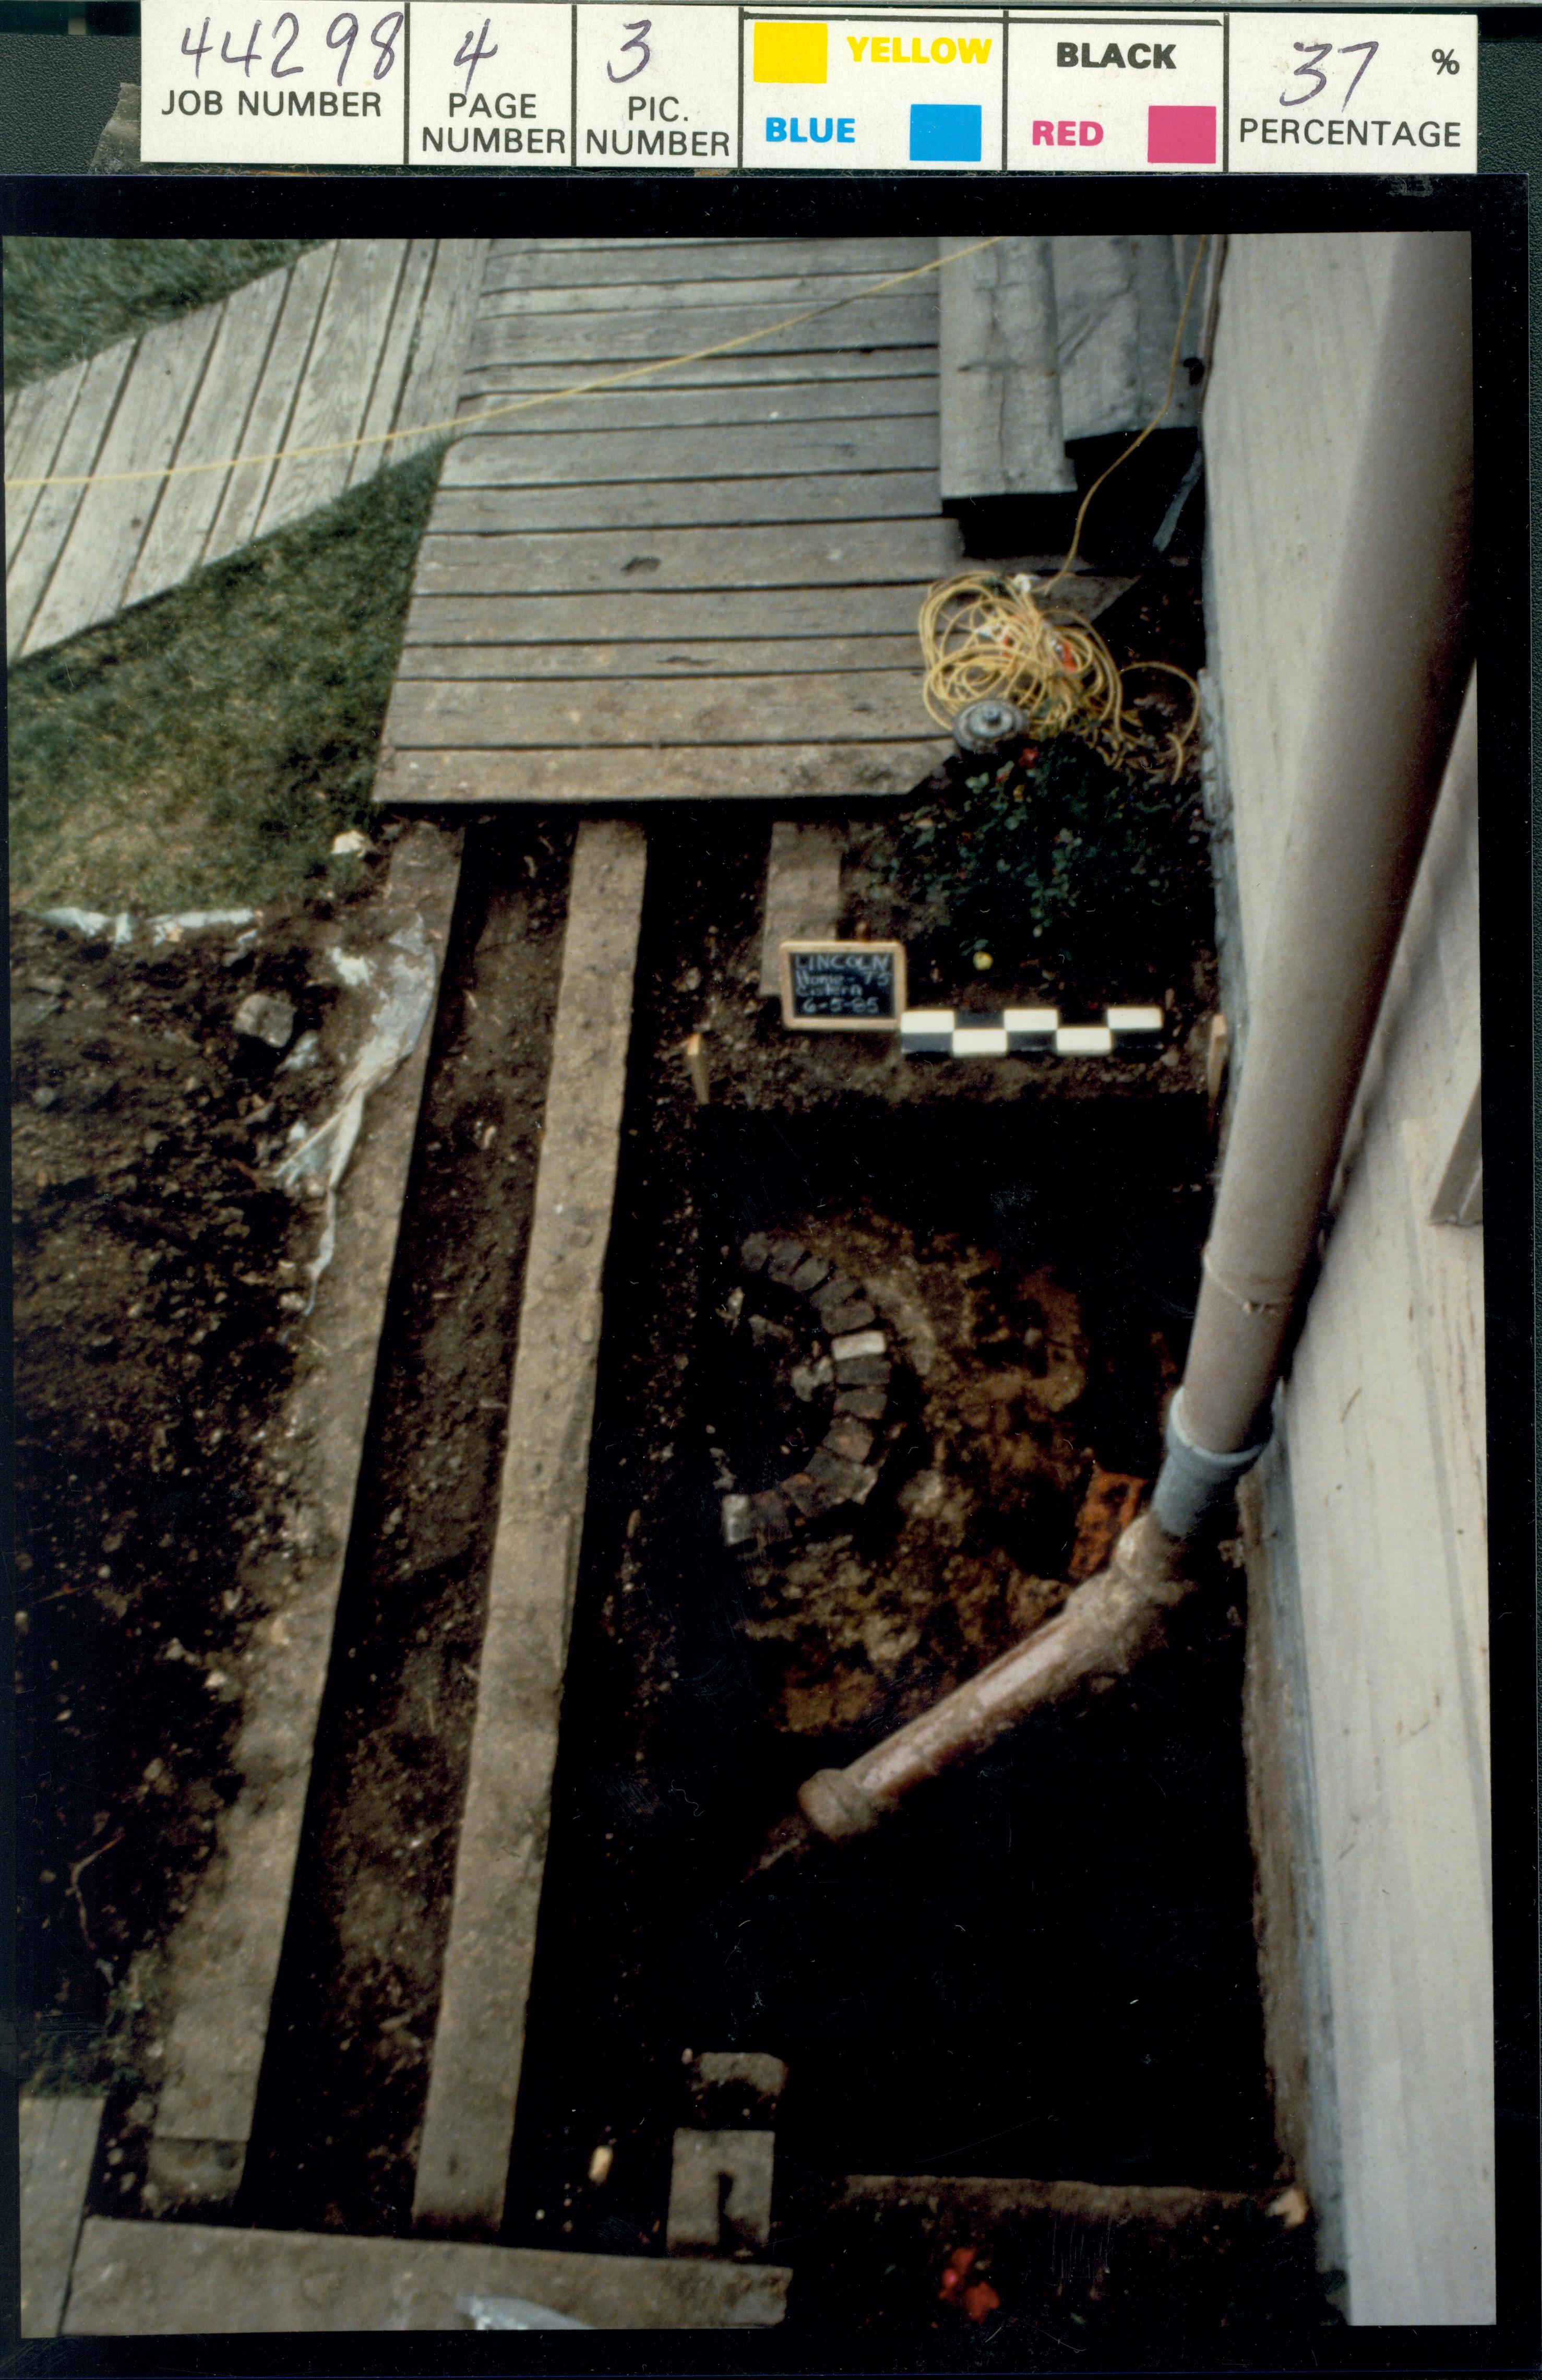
[20,2097,104,2337]
[148,825,463,2205]
[667,2133,776,2257]
[63,2217,790,2333]
[412,819,648,2239]
[757,822,844,997]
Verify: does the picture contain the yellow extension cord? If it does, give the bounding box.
[919,235,1210,784]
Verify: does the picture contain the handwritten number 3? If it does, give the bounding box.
[607,17,651,82]
[1281,40,1331,104]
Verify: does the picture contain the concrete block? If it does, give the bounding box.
[807,1450,877,1504]
[721,1494,754,1548]
[21,2096,103,2337]
[819,1298,877,1335]
[790,1254,833,1294]
[747,1490,792,1542]
[831,1328,886,1362]
[667,2132,776,2257]
[824,1417,875,1464]
[834,1355,891,1389]
[63,2217,790,2331]
[811,1270,858,1316]
[740,1233,772,1274]
[758,820,843,997]
[834,1386,887,1421]
[766,1239,808,1287]
[782,1471,833,1520]
[686,2053,788,2128]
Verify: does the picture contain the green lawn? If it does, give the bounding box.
[8,450,442,915]
[3,239,323,391]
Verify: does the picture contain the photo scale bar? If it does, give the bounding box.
[137,3,1476,170]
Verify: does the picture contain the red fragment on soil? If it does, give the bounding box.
[1067,1465,1147,1580]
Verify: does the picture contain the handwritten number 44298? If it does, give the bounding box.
[1281,38,1378,108]
[182,10,404,81]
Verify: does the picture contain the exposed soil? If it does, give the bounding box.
[11,847,412,2103]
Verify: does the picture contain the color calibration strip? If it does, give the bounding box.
[140,3,1477,172]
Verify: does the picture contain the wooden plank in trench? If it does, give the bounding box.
[21,2097,105,2338]
[412,819,647,2238]
[146,825,462,2210]
[64,2216,790,2331]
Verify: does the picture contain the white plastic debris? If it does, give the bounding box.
[37,907,134,947]
[458,2294,591,2331]
[330,829,371,858]
[329,949,374,989]
[274,916,438,1309]
[149,908,256,947]
[280,1029,322,1074]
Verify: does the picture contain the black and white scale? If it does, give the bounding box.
[778,938,1163,1058]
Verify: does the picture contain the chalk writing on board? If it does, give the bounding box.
[778,940,907,1034]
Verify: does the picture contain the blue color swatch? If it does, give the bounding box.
[909,103,982,161]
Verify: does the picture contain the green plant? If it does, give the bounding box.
[887,734,1210,977]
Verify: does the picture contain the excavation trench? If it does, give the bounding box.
[232,810,1295,2324]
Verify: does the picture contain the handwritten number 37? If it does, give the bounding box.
[1281,38,1378,108]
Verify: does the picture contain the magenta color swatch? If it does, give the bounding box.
[1146,105,1216,164]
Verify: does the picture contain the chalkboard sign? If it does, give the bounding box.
[778,939,906,1033]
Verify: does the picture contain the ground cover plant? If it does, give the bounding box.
[3,238,323,390]
[8,451,441,916]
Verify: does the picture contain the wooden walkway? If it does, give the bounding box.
[4,239,487,662]
[375,237,961,807]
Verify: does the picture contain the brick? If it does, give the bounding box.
[807,1449,877,1504]
[765,1240,808,1286]
[820,1299,876,1335]
[831,1327,886,1362]
[781,1471,834,1519]
[823,1417,875,1464]
[834,1386,887,1421]
[720,1494,754,1548]
[747,1489,793,1542]
[790,1254,833,1295]
[811,1271,858,1317]
[834,1355,891,1388]
[740,1233,773,1274]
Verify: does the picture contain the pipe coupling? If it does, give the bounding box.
[1150,1389,1270,1541]
[953,697,1028,755]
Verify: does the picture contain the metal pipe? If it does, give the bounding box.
[796,231,1474,1844]
[1164,230,1473,1481]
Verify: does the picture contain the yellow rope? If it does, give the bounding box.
[5,235,1006,495]
[919,236,1210,783]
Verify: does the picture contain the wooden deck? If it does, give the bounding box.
[4,240,487,662]
[375,237,960,806]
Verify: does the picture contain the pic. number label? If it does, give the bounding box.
[141,0,406,157]
[575,4,738,165]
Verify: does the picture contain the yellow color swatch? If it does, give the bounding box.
[752,19,828,81]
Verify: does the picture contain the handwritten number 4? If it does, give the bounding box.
[180,16,210,73]
[607,17,652,82]
[454,18,499,92]
[1281,38,1378,108]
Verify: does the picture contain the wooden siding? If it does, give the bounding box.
[1204,236,1490,2326]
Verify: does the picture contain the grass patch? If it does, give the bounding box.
[3,239,324,391]
[7,449,442,916]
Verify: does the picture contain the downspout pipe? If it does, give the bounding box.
[795,231,1474,1847]
[1152,227,1474,1529]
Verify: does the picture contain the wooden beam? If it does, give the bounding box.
[427,470,939,537]
[64,2217,790,2332]
[21,2097,104,2338]
[938,236,1074,502]
[146,827,462,2211]
[413,518,960,597]
[383,669,931,750]
[376,740,947,806]
[411,821,647,2236]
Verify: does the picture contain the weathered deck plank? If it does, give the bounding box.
[397,633,923,681]
[4,359,88,567]
[441,418,938,487]
[203,243,338,564]
[387,669,932,747]
[402,584,936,645]
[458,346,939,400]
[469,294,937,370]
[429,472,938,537]
[378,740,946,806]
[21,2097,104,2338]
[413,518,958,596]
[483,235,935,291]
[258,239,408,535]
[122,271,288,610]
[6,342,136,656]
